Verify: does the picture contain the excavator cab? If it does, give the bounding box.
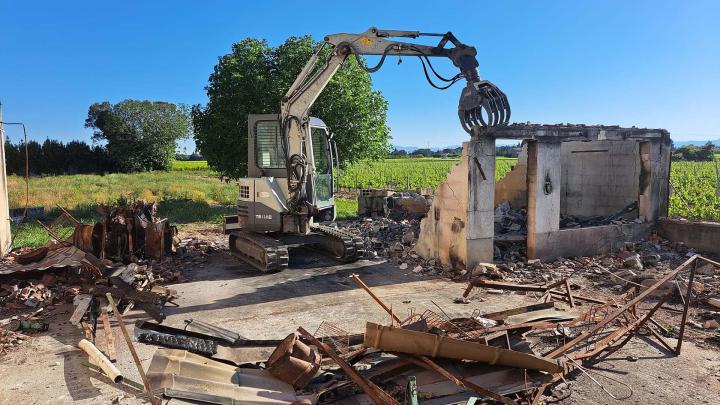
[225,114,362,272]
[308,117,338,222]
[226,114,337,236]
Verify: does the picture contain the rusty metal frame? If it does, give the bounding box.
[526,254,702,403]
[298,326,400,405]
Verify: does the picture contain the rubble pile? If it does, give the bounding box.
[79,257,718,405]
[0,269,88,310]
[339,217,455,276]
[0,327,24,355]
[153,236,218,281]
[493,200,642,236]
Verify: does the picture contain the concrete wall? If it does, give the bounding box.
[466,137,496,267]
[560,141,640,217]
[533,223,653,261]
[415,144,469,268]
[494,146,527,209]
[657,219,720,256]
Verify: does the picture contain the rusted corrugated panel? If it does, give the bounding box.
[144,220,166,260]
[147,349,299,404]
[0,245,100,275]
[364,322,563,373]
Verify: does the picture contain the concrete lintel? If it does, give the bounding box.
[485,123,669,142]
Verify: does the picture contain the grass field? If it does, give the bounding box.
[8,156,719,248]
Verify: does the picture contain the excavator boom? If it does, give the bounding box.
[228,27,510,272]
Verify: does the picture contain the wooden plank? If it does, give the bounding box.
[480,302,555,321]
[70,295,92,325]
[100,308,116,362]
[399,354,514,404]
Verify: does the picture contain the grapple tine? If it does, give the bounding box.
[484,86,505,126]
[457,79,510,133]
[459,110,471,133]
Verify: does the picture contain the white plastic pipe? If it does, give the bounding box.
[79,338,123,383]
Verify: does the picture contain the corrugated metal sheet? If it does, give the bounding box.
[0,245,97,275]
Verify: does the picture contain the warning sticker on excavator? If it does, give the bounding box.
[360,37,373,46]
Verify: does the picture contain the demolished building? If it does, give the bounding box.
[415,124,672,268]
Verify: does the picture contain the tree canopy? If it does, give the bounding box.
[192,36,391,178]
[85,100,190,172]
[672,142,717,161]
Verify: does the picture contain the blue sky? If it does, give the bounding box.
[1,0,718,151]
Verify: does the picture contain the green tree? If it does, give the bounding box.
[85,100,190,172]
[192,36,391,178]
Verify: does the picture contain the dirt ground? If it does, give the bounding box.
[1,229,719,404]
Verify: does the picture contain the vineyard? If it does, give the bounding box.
[170,156,720,221]
[669,160,720,221]
[336,157,719,221]
[337,157,517,190]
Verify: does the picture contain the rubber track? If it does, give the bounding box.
[311,224,365,262]
[229,231,289,273]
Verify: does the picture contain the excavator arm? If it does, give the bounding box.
[280,27,510,210]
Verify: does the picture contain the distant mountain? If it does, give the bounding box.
[673,139,719,147]
[392,144,461,153]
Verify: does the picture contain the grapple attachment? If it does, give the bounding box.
[458,80,511,133]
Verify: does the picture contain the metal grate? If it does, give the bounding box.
[313,321,350,354]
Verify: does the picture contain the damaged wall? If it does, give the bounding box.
[561,140,640,217]
[657,219,720,256]
[495,140,643,218]
[414,144,469,268]
[417,124,672,266]
[494,147,527,209]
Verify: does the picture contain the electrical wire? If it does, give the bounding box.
[0,121,30,221]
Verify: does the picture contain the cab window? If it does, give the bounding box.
[255,121,285,169]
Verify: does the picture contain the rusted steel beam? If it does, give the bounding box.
[675,258,698,355]
[464,279,549,297]
[564,279,575,308]
[546,255,698,359]
[298,327,399,405]
[350,273,402,323]
[398,354,514,404]
[485,320,559,333]
[106,293,158,405]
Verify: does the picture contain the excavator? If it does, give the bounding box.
[223,27,510,272]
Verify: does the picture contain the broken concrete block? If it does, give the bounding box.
[401,230,415,245]
[412,265,423,273]
[623,254,643,271]
[399,263,408,270]
[641,254,660,267]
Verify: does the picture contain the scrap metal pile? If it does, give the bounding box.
[0,201,180,355]
[73,254,716,404]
